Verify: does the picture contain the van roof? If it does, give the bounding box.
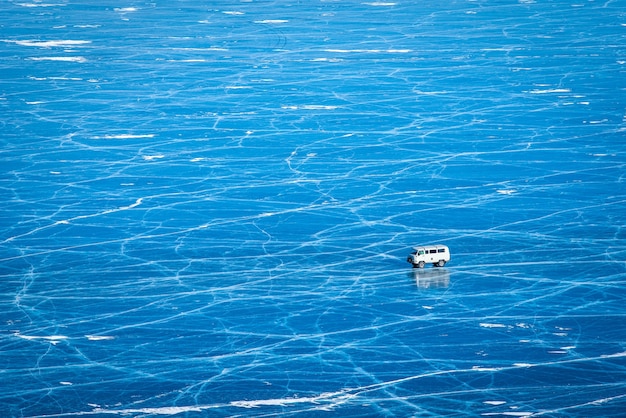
[412,244,448,251]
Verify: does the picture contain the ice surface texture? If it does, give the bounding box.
[1,1,625,416]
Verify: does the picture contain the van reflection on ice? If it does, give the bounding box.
[411,268,450,289]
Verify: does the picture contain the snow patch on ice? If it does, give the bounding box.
[16,2,65,6]
[4,39,90,47]
[483,400,507,405]
[86,335,116,341]
[528,88,571,94]
[480,323,508,328]
[324,48,411,53]
[282,105,338,110]
[143,155,165,161]
[28,56,87,62]
[255,19,289,24]
[16,333,68,345]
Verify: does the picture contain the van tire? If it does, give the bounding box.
[436,260,446,267]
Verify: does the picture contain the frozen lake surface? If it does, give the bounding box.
[2,1,626,416]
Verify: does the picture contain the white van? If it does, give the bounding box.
[407,245,450,268]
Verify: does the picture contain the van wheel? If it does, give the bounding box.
[418,261,425,268]
[436,260,446,267]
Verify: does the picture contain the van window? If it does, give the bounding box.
[438,248,446,253]
[429,249,436,254]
